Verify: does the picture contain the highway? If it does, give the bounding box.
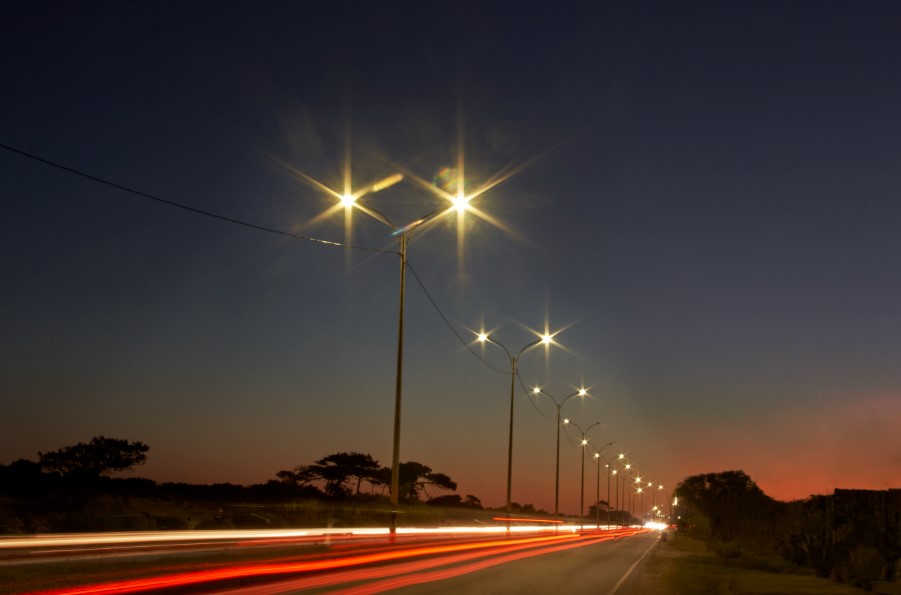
[1,526,660,594]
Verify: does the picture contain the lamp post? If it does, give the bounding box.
[590,442,614,528]
[339,176,453,537]
[631,474,643,524]
[611,467,619,525]
[563,419,601,528]
[531,387,589,516]
[645,481,654,524]
[615,455,631,527]
[637,485,645,524]
[478,333,552,517]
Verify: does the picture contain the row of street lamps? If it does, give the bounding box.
[327,169,667,532]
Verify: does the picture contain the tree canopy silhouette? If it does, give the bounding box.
[398,461,457,502]
[311,452,382,497]
[675,470,780,541]
[39,436,149,478]
[275,454,459,502]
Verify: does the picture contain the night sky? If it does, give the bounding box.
[2,1,900,514]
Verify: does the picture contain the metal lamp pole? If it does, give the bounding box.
[347,190,444,538]
[478,333,552,517]
[389,232,407,536]
[563,419,601,528]
[532,387,588,516]
[590,442,614,528]
[617,457,631,527]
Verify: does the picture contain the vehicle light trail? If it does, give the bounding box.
[17,528,647,595]
[213,529,646,595]
[0,523,602,552]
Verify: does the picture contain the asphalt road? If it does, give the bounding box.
[390,530,660,595]
[1,527,660,594]
[213,529,661,595]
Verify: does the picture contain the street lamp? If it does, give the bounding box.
[590,442,614,528]
[631,474,643,523]
[636,485,645,524]
[653,483,664,514]
[478,332,553,517]
[337,173,456,537]
[613,454,631,527]
[611,467,619,525]
[531,386,589,516]
[563,418,601,528]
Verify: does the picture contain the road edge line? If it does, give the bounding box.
[605,533,659,595]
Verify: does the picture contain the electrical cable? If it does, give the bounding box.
[518,373,553,419]
[0,142,397,256]
[405,261,509,375]
[5,140,578,428]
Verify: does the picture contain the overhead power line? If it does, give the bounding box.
[3,141,537,381]
[0,142,396,255]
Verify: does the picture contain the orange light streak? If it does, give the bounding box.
[491,517,563,524]
[181,529,645,595]
[332,529,645,594]
[27,533,586,595]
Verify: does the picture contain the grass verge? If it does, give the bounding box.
[629,532,868,595]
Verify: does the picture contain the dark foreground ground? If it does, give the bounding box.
[628,532,900,595]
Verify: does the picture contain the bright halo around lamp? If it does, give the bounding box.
[340,193,356,207]
[451,193,471,213]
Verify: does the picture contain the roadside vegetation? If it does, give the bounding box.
[1,436,603,534]
[658,470,901,593]
[634,531,869,595]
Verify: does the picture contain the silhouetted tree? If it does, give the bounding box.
[426,494,483,508]
[0,459,41,491]
[794,495,852,578]
[588,500,610,519]
[310,452,382,497]
[276,465,318,487]
[39,436,149,478]
[395,462,457,502]
[427,494,463,507]
[675,470,779,542]
[504,502,546,514]
[463,494,482,508]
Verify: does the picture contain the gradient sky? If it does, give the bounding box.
[2,1,900,514]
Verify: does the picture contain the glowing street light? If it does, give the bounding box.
[563,419,601,527]
[531,386,589,516]
[637,485,645,523]
[338,172,404,208]
[334,170,465,537]
[631,475,644,522]
[613,454,632,527]
[291,142,523,539]
[477,331,554,517]
[590,442,614,528]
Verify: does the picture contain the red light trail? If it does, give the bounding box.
[20,528,646,595]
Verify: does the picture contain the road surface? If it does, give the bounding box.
[2,527,660,594]
[213,529,660,595]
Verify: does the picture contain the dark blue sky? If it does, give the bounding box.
[2,1,900,510]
